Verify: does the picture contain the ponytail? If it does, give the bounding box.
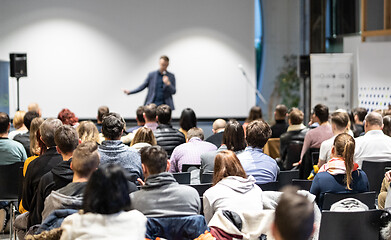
[343,140,355,190]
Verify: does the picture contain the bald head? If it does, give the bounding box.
[365,112,383,132]
[212,119,226,133]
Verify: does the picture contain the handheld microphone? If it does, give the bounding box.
[162,71,167,76]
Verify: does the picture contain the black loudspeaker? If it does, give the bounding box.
[10,53,27,78]
[299,55,310,78]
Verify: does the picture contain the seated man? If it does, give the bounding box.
[41,141,100,222]
[354,111,391,168]
[153,105,186,157]
[169,127,217,173]
[99,112,142,180]
[272,187,315,240]
[271,104,289,138]
[130,146,200,217]
[237,119,280,184]
[279,108,308,170]
[95,106,109,133]
[142,103,158,130]
[127,106,145,133]
[317,111,349,168]
[352,107,367,137]
[205,119,226,148]
[28,125,79,228]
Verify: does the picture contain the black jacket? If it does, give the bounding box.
[153,124,186,157]
[279,127,309,169]
[28,159,74,228]
[205,131,224,148]
[22,147,63,211]
[271,120,289,138]
[13,131,31,157]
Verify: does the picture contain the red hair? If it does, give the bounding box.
[58,108,79,126]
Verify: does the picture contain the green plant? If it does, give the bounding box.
[276,55,300,108]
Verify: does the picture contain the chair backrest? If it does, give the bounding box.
[18,165,24,204]
[172,172,191,184]
[277,170,299,188]
[322,191,377,210]
[0,162,24,201]
[146,215,208,240]
[257,181,280,191]
[263,138,280,159]
[319,209,383,240]
[291,179,312,191]
[189,183,212,197]
[285,140,303,170]
[299,148,319,179]
[182,164,201,172]
[200,173,213,184]
[362,160,391,195]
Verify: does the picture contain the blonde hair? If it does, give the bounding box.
[77,121,100,143]
[333,133,355,190]
[29,117,44,156]
[131,127,157,146]
[13,111,26,129]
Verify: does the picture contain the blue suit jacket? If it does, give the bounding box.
[129,70,176,110]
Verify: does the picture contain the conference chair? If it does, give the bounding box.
[200,173,213,184]
[318,209,384,240]
[277,170,300,189]
[321,191,377,210]
[0,162,24,240]
[263,138,280,159]
[292,179,312,191]
[188,183,212,197]
[182,164,201,172]
[172,172,191,184]
[299,148,319,179]
[284,140,303,170]
[362,160,391,195]
[257,181,280,191]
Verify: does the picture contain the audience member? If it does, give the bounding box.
[8,110,28,139]
[96,106,109,133]
[318,111,350,168]
[0,112,27,165]
[76,121,100,143]
[178,108,197,139]
[130,127,157,151]
[61,165,146,239]
[272,187,315,240]
[99,112,142,180]
[153,104,186,157]
[22,118,63,214]
[352,107,367,137]
[383,115,391,137]
[58,108,79,127]
[379,169,391,209]
[310,133,369,209]
[13,111,40,157]
[203,150,263,223]
[41,141,100,222]
[200,119,246,176]
[127,106,145,133]
[28,103,42,117]
[279,108,309,170]
[354,111,391,168]
[169,127,217,173]
[27,125,79,228]
[271,104,289,138]
[142,103,158,130]
[237,119,279,184]
[297,104,333,169]
[205,118,226,148]
[243,106,263,133]
[130,146,200,217]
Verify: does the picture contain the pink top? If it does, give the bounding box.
[300,123,333,161]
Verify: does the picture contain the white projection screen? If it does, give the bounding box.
[0,0,255,119]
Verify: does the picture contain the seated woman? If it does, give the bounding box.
[60,165,147,239]
[310,133,369,209]
[130,127,157,151]
[76,121,100,144]
[178,108,197,139]
[203,150,263,223]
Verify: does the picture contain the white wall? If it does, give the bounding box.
[0,0,255,119]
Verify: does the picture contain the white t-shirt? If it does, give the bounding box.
[354,130,391,168]
[319,135,336,162]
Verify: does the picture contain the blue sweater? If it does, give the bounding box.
[310,169,369,209]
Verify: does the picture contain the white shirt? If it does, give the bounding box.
[354,130,391,168]
[319,135,336,162]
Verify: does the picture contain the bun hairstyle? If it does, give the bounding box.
[333,133,355,190]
